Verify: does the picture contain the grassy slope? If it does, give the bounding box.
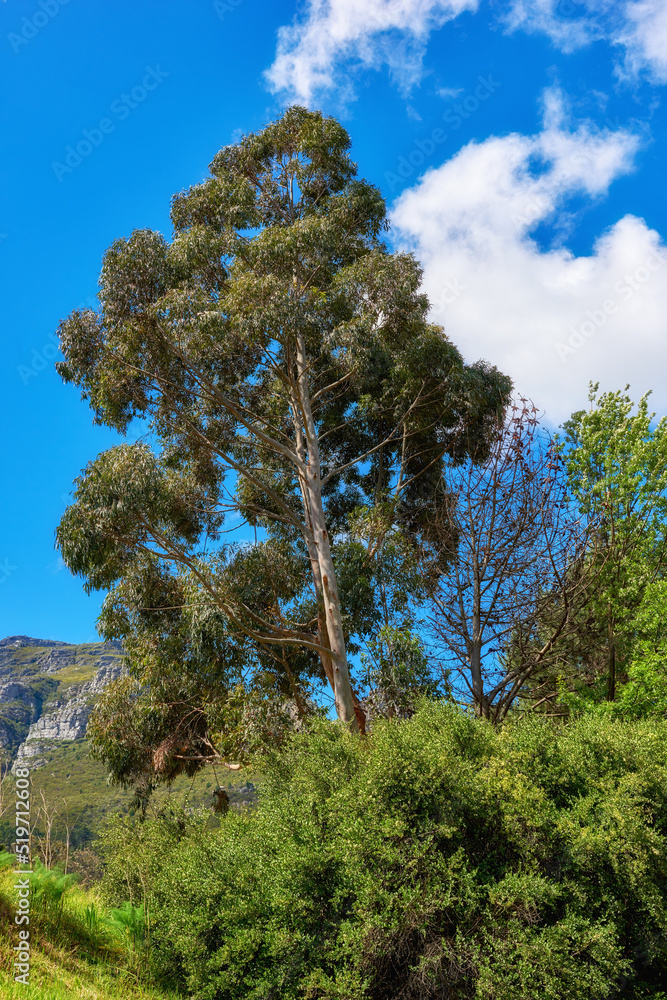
[0,946,175,1000]
[0,861,176,1000]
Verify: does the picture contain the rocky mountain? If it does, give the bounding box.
[0,635,125,771]
[0,636,256,856]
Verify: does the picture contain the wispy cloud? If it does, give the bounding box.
[264,0,479,104]
[503,0,667,83]
[266,0,667,106]
[436,85,464,99]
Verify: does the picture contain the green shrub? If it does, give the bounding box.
[108,705,667,999]
[108,900,146,962]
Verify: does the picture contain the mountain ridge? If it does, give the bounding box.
[0,635,125,770]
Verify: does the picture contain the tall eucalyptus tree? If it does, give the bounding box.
[56,107,511,743]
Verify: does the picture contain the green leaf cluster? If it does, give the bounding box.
[522,385,667,714]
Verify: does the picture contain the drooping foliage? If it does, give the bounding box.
[55,106,511,781]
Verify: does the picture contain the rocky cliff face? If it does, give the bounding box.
[0,636,124,771]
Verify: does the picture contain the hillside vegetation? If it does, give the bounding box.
[0,635,257,861]
[95,705,667,1000]
[9,109,667,999]
[0,742,256,889]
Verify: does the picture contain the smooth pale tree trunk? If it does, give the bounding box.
[312,502,359,729]
[296,331,359,732]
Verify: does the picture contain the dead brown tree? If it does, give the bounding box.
[428,400,603,721]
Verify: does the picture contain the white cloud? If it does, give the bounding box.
[619,0,667,82]
[502,0,608,52]
[437,85,464,98]
[265,0,479,104]
[391,91,667,424]
[265,0,667,107]
[504,0,667,83]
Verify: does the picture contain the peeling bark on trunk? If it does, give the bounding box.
[310,498,359,730]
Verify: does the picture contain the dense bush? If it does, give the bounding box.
[109,704,667,999]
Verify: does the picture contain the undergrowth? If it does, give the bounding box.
[0,850,174,999]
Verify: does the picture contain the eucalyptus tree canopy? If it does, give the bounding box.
[56,107,511,768]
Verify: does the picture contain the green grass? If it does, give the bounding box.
[49,662,103,690]
[49,647,125,692]
[0,855,177,999]
[0,971,173,1000]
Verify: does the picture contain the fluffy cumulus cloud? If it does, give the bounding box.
[504,0,667,82]
[391,91,667,424]
[264,0,479,104]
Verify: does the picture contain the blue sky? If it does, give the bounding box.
[1,0,666,643]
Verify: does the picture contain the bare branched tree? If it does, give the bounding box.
[428,400,603,721]
[32,790,59,869]
[0,761,11,827]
